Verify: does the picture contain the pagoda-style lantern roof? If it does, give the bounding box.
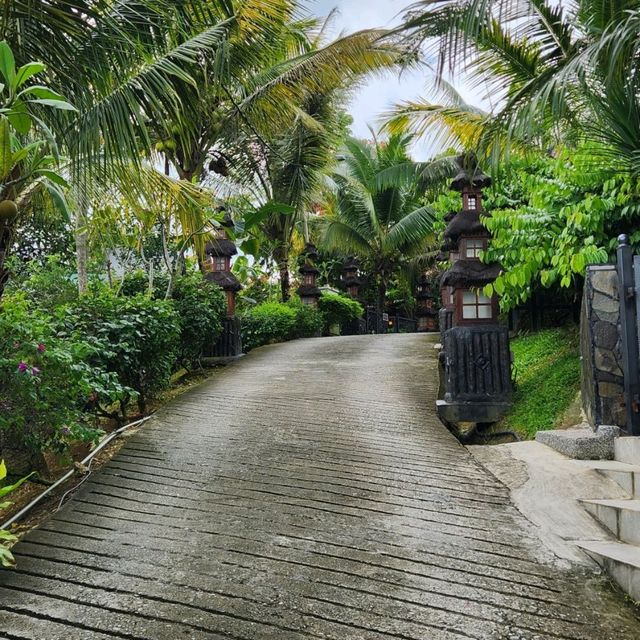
[300,242,320,263]
[206,270,242,292]
[443,209,487,244]
[440,260,501,289]
[299,262,320,275]
[205,207,238,258]
[205,237,238,258]
[449,153,492,193]
[342,256,364,285]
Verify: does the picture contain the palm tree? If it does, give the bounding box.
[394,0,640,173]
[212,15,402,301]
[322,133,451,312]
[0,1,400,296]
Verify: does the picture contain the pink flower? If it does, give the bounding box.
[31,367,41,376]
[17,362,28,373]
[37,343,46,353]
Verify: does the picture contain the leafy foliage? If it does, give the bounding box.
[323,134,447,308]
[241,299,324,351]
[60,293,180,413]
[171,273,226,369]
[241,302,299,352]
[0,295,127,454]
[429,147,639,309]
[318,293,364,333]
[0,460,33,567]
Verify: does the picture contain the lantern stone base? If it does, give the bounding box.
[436,399,512,425]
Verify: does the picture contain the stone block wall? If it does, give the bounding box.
[581,265,626,429]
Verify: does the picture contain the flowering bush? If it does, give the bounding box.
[0,295,127,459]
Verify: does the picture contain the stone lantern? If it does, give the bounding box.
[204,211,242,316]
[342,256,364,299]
[203,209,243,359]
[436,154,512,428]
[297,243,321,306]
[416,273,439,332]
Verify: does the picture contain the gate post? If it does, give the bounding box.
[617,234,640,435]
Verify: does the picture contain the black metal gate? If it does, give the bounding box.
[616,234,640,435]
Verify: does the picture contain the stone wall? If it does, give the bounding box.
[581,265,626,429]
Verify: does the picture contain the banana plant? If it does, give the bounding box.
[0,460,33,568]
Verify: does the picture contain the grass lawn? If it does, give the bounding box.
[501,327,581,439]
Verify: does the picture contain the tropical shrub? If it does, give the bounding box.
[241,302,298,352]
[0,295,126,456]
[318,293,363,334]
[0,460,33,567]
[5,255,78,311]
[61,293,180,413]
[171,273,226,368]
[287,298,324,339]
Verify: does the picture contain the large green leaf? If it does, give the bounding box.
[0,41,16,87]
[15,62,46,88]
[7,100,32,134]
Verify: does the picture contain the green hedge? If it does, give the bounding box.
[241,299,324,351]
[318,293,363,334]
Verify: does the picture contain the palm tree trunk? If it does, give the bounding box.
[377,280,387,333]
[273,245,291,302]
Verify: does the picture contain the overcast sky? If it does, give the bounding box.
[312,0,434,158]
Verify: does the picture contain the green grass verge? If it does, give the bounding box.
[501,327,581,439]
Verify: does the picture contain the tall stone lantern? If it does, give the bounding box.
[297,243,322,306]
[203,210,243,358]
[416,273,439,332]
[342,257,364,300]
[204,211,242,316]
[437,154,512,428]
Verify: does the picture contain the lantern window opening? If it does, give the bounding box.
[464,238,485,259]
[347,286,359,297]
[303,273,315,286]
[211,256,227,272]
[466,193,478,210]
[461,290,493,320]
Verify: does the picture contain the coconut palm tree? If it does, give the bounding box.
[322,133,452,312]
[0,1,401,295]
[394,0,640,172]
[211,14,402,301]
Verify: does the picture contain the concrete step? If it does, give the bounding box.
[615,436,640,465]
[581,498,640,545]
[576,540,640,602]
[586,461,640,497]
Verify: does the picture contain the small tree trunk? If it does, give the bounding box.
[0,223,13,300]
